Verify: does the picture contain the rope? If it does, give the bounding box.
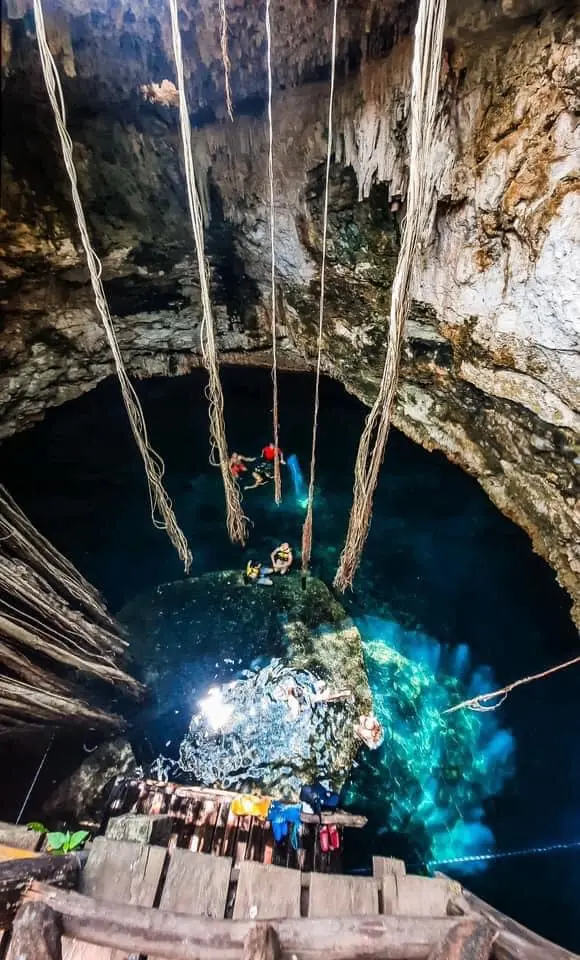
[168,0,248,545]
[301,0,339,574]
[443,653,580,715]
[427,838,580,868]
[218,0,234,121]
[334,0,447,592]
[32,0,191,574]
[16,733,54,824]
[265,0,282,504]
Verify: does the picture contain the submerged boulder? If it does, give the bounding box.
[119,571,372,798]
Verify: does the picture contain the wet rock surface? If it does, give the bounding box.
[43,737,137,822]
[0,0,578,621]
[118,571,372,798]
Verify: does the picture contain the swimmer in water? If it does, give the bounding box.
[244,560,273,586]
[271,542,293,575]
[261,442,286,465]
[354,714,384,750]
[229,451,256,478]
[244,467,271,490]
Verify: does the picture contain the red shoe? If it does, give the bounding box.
[328,825,340,851]
[319,825,330,853]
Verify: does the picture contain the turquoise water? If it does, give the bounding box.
[0,368,577,949]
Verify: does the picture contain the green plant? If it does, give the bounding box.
[27,822,90,854]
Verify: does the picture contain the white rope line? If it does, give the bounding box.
[218,0,234,121]
[32,0,192,573]
[301,0,339,573]
[334,0,447,591]
[265,0,282,504]
[168,0,248,545]
[443,653,580,714]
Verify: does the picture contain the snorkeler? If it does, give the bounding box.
[262,442,286,465]
[244,467,271,490]
[229,451,256,478]
[244,560,273,586]
[271,542,293,575]
[354,714,384,750]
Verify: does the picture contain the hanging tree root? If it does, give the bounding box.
[301,0,339,573]
[31,0,192,573]
[334,0,448,592]
[265,0,282,506]
[0,488,142,733]
[168,0,248,545]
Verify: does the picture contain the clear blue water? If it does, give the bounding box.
[0,368,578,949]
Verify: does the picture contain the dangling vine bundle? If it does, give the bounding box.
[0,486,141,734]
[334,0,448,591]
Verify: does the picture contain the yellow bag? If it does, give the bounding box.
[231,795,271,818]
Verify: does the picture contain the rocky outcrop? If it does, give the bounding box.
[0,0,578,619]
[119,572,372,797]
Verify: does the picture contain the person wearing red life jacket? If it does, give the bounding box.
[261,442,285,465]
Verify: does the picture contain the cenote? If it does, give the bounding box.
[0,367,578,949]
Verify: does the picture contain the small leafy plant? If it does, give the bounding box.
[27,821,90,854]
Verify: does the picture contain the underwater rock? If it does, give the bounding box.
[43,738,137,824]
[119,571,372,799]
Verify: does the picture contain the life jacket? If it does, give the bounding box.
[275,546,290,561]
[231,795,271,819]
[268,801,302,848]
[246,561,260,578]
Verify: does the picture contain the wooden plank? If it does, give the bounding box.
[263,825,274,866]
[0,822,44,852]
[222,807,239,860]
[160,849,231,919]
[394,876,451,918]
[443,876,578,960]
[380,876,398,915]
[105,814,172,846]
[0,844,41,862]
[199,803,219,854]
[0,852,80,927]
[120,781,366,827]
[233,862,301,920]
[235,816,252,864]
[427,919,496,960]
[27,884,462,959]
[373,856,406,877]
[308,874,378,918]
[6,902,61,960]
[242,923,281,960]
[62,837,166,960]
[211,803,230,856]
[190,801,214,853]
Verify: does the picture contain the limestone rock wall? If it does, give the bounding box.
[0,0,578,620]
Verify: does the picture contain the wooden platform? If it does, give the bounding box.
[103,777,367,874]
[1,822,577,960]
[35,840,464,959]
